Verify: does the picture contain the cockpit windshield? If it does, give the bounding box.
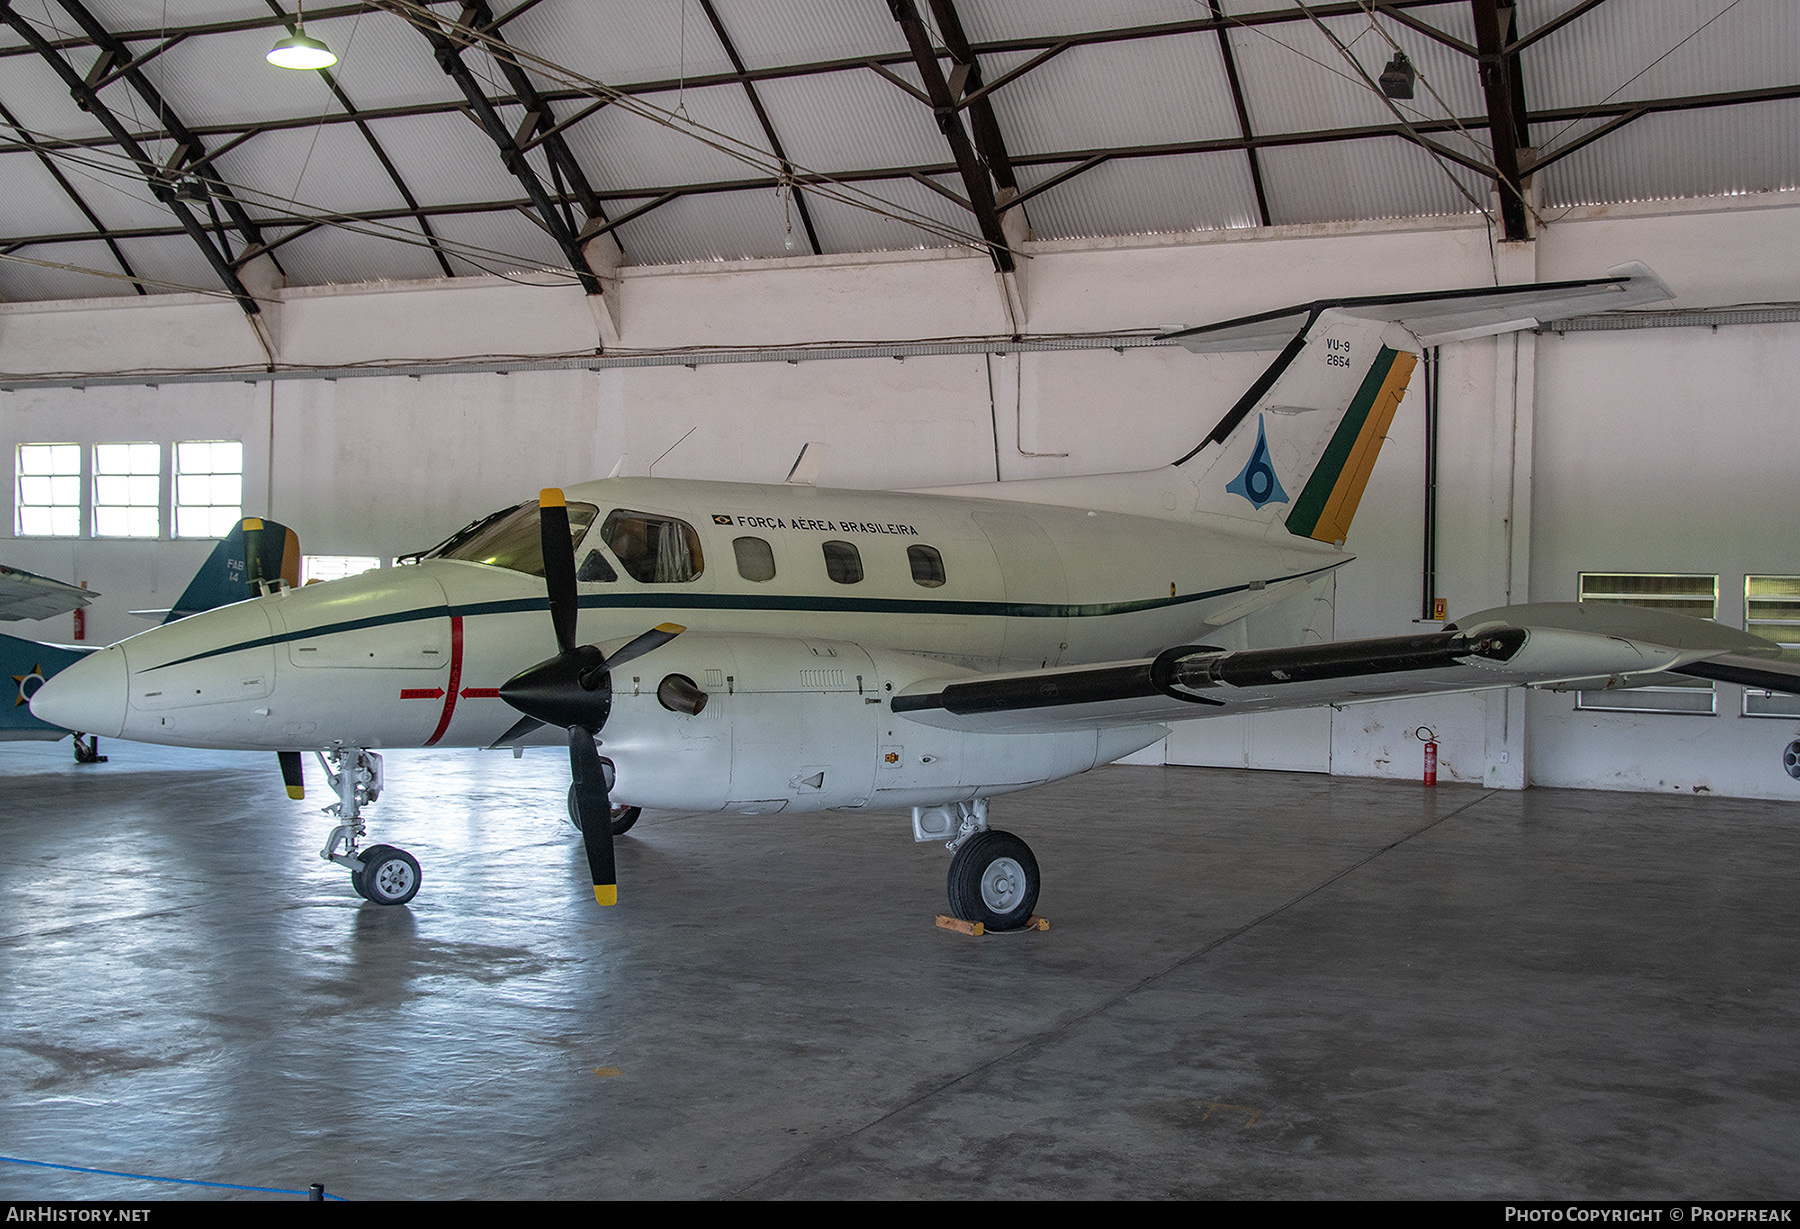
[417,500,600,576]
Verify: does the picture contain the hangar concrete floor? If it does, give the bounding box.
[1,739,1796,1201]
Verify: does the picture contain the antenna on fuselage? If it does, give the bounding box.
[785,441,828,485]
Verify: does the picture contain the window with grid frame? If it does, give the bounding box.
[1576,573,1718,714]
[15,443,82,537]
[92,442,162,539]
[173,440,243,539]
[1743,575,1800,718]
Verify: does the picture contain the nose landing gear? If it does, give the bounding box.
[317,747,421,906]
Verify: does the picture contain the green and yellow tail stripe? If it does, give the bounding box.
[1286,346,1417,544]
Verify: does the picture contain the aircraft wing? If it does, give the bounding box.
[0,565,96,622]
[890,602,1793,734]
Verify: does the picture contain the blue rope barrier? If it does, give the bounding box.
[0,1154,347,1200]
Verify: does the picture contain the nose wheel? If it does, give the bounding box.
[351,845,421,906]
[316,747,421,907]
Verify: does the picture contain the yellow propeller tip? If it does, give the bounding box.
[285,786,305,800]
[539,488,567,508]
[594,885,618,906]
[654,622,686,634]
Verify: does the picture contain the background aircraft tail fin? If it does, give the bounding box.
[162,517,301,622]
[0,632,89,740]
[1167,265,1671,545]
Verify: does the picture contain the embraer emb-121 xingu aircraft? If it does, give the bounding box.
[31,268,1800,928]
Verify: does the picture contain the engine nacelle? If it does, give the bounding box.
[598,633,1167,815]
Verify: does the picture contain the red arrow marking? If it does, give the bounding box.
[459,687,500,699]
[401,688,444,700]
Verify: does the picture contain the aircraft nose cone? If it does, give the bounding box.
[30,645,128,738]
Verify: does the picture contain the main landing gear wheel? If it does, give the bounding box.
[947,830,1040,931]
[567,783,641,835]
[353,844,421,906]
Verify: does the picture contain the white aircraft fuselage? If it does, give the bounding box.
[36,472,1346,813]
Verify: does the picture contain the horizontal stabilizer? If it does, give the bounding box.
[0,565,96,622]
[1161,263,1673,352]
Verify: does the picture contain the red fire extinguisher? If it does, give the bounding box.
[1418,727,1438,786]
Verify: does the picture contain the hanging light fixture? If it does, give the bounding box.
[1378,50,1416,100]
[267,3,336,70]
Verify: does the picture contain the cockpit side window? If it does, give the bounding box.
[601,509,705,583]
[577,549,618,583]
[421,500,599,577]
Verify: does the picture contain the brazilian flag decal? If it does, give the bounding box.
[1286,346,1417,545]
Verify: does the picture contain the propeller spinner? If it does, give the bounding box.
[497,488,687,905]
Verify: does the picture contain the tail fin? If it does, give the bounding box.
[1178,310,1419,545]
[1167,265,1673,545]
[162,517,301,622]
[0,632,89,740]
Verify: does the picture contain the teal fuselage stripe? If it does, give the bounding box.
[141,563,1344,673]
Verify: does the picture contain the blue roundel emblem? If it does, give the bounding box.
[1226,415,1288,510]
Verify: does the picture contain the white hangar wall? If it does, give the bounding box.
[2,191,1796,799]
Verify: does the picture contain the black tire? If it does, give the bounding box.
[567,784,640,835]
[357,844,421,906]
[946,830,1040,931]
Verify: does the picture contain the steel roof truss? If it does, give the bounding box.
[398,2,605,291]
[888,0,1014,272]
[700,0,820,256]
[0,0,261,314]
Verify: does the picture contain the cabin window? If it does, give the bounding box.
[423,500,599,577]
[822,540,863,584]
[734,536,776,582]
[602,509,704,583]
[908,544,947,588]
[1576,572,1717,715]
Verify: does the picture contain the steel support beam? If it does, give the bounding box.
[699,0,820,256]
[9,81,1798,259]
[0,97,144,294]
[1472,0,1533,240]
[44,0,278,276]
[1209,0,1271,228]
[392,2,605,295]
[262,0,455,278]
[0,1,262,315]
[888,0,1015,273]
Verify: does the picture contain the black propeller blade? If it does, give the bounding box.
[497,488,687,906]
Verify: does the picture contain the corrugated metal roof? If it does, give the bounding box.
[0,0,1793,305]
[1020,150,1262,239]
